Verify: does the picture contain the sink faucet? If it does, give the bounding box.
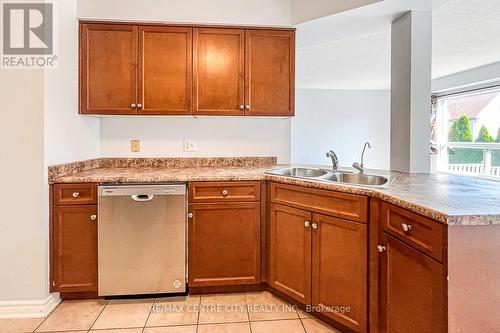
[326,150,339,171]
[353,142,371,174]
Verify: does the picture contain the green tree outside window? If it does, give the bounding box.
[476,125,495,143]
[448,115,482,163]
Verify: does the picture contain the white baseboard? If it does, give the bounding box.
[0,293,60,318]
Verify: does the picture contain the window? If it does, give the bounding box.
[435,88,500,178]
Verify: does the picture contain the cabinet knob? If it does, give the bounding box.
[377,245,386,253]
[72,192,80,198]
[90,214,97,221]
[312,222,318,230]
[239,105,245,110]
[131,103,136,108]
[137,103,142,108]
[245,105,250,110]
[401,223,412,232]
[222,189,229,196]
[304,221,310,228]
[188,212,193,218]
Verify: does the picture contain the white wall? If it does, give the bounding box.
[41,0,100,310]
[291,89,390,169]
[0,0,99,313]
[77,0,292,26]
[100,117,291,163]
[293,16,391,169]
[45,0,100,166]
[297,30,391,90]
[0,69,47,304]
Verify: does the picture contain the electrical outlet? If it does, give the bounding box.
[131,140,141,153]
[184,140,197,152]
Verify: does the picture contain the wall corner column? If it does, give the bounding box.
[390,10,432,173]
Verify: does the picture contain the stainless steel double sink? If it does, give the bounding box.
[267,167,394,189]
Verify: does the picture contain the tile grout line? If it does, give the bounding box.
[294,306,306,333]
[299,316,308,333]
[88,298,109,331]
[195,294,202,333]
[32,299,64,333]
[245,293,253,333]
[251,317,302,322]
[141,298,157,333]
[197,320,251,325]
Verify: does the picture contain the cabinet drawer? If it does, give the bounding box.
[189,181,261,202]
[381,203,445,262]
[54,183,97,206]
[270,182,368,223]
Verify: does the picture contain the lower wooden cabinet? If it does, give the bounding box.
[312,214,367,332]
[269,203,312,304]
[52,205,98,292]
[188,202,261,287]
[269,203,368,332]
[378,232,446,333]
[47,181,448,333]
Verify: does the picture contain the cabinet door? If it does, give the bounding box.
[269,204,311,304]
[379,233,446,333]
[138,26,192,115]
[245,30,295,116]
[52,206,97,292]
[193,28,245,115]
[188,202,260,287]
[80,23,138,115]
[312,214,367,332]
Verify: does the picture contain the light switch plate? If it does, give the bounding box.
[184,140,197,152]
[131,140,140,152]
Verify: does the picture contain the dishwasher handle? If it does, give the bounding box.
[131,194,154,202]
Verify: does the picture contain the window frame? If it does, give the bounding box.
[434,86,500,180]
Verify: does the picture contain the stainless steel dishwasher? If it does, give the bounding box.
[98,184,187,296]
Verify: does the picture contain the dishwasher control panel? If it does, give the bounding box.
[99,184,186,197]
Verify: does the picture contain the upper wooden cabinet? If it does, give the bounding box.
[80,24,138,115]
[138,26,193,115]
[245,30,295,116]
[80,23,193,115]
[193,28,245,115]
[79,22,295,116]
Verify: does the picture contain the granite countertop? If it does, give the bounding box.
[53,166,269,183]
[48,157,500,227]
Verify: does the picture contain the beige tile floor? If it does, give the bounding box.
[0,292,341,333]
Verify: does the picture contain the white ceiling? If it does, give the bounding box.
[433,0,500,78]
[292,0,382,24]
[296,0,500,89]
